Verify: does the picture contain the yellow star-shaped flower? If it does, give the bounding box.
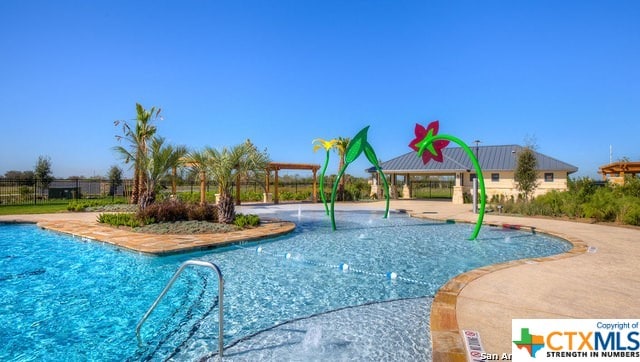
[312,138,338,152]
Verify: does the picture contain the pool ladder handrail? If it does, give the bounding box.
[135,259,224,357]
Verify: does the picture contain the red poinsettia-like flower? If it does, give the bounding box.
[408,121,450,164]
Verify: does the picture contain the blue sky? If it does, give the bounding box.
[1,0,638,179]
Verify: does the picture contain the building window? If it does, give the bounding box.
[470,173,476,181]
[491,173,500,182]
[544,173,554,182]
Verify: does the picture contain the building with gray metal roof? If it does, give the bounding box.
[368,145,578,204]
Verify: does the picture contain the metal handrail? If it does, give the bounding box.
[135,260,225,357]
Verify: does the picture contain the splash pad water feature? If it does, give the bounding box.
[324,121,486,240]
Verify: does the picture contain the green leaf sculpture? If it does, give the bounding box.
[330,126,389,230]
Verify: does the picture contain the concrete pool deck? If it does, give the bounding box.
[2,200,639,361]
[383,199,640,361]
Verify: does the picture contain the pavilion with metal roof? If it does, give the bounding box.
[368,145,578,204]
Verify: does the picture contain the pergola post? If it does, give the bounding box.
[199,170,206,205]
[274,168,279,204]
[172,166,177,196]
[312,168,318,203]
[389,173,398,199]
[402,173,412,199]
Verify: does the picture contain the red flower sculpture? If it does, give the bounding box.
[409,121,450,164]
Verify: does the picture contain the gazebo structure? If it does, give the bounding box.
[266,162,321,204]
[598,161,640,185]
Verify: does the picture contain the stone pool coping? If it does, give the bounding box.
[0,212,295,255]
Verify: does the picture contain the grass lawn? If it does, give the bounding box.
[0,203,69,215]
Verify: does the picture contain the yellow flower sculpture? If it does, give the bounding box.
[312,138,338,214]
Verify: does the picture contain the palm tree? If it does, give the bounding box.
[202,140,269,223]
[138,136,187,210]
[333,137,350,201]
[114,103,161,204]
[184,149,210,205]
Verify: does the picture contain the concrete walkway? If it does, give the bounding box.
[381,199,640,361]
[2,201,639,361]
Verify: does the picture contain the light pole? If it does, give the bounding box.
[473,140,481,214]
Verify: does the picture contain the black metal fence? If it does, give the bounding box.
[0,178,321,205]
[0,177,454,205]
[0,179,132,205]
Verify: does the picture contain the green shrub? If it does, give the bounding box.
[176,192,200,203]
[278,191,295,201]
[530,191,565,217]
[582,188,620,222]
[175,191,217,204]
[620,176,640,198]
[494,177,640,226]
[234,213,260,228]
[568,177,598,202]
[618,196,640,226]
[68,199,123,212]
[294,191,311,201]
[240,190,263,202]
[344,181,368,201]
[97,213,149,228]
[67,201,85,211]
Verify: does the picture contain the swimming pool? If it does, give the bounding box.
[0,208,571,360]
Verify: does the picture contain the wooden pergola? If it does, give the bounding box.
[173,162,321,205]
[599,161,640,184]
[266,162,321,204]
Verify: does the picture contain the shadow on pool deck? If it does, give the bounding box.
[2,200,640,361]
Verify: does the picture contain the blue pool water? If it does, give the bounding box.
[0,209,571,360]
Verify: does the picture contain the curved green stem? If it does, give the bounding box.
[425,135,486,240]
[330,164,348,230]
[373,164,390,218]
[319,151,330,215]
